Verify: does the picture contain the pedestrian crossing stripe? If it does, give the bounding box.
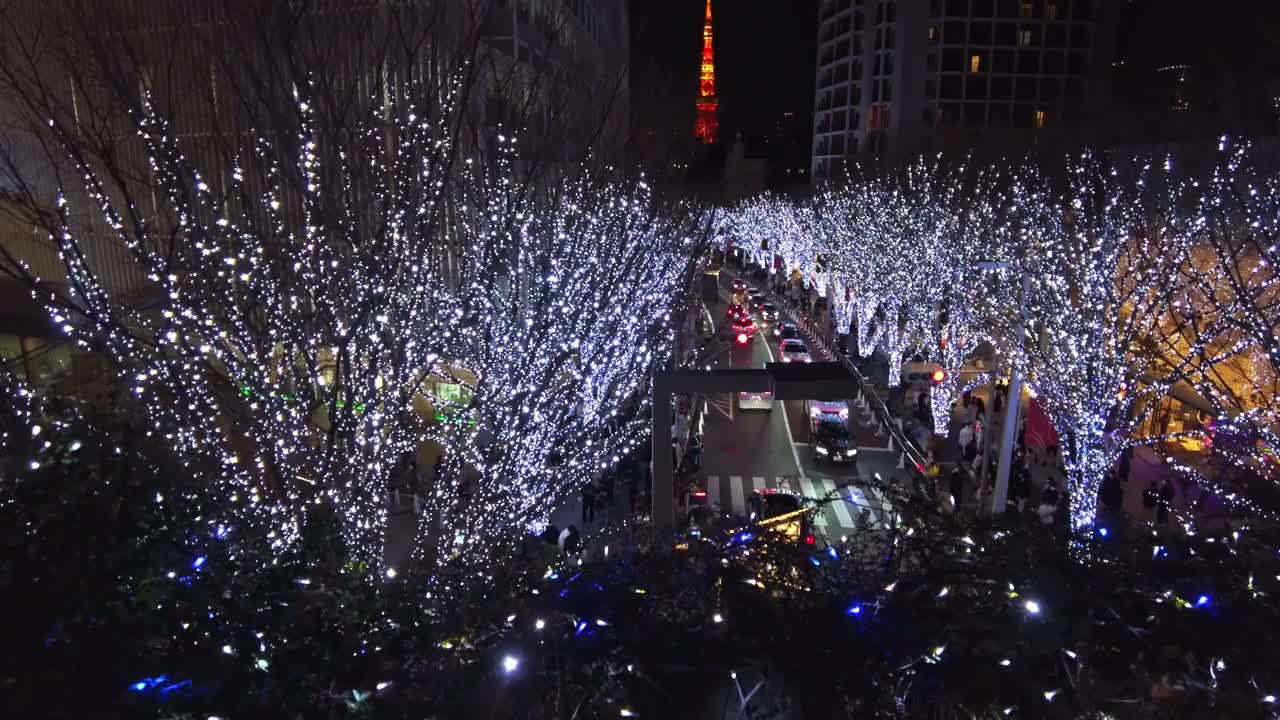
[701,475,885,530]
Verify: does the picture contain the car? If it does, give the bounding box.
[730,289,748,305]
[748,489,815,545]
[726,303,747,320]
[731,279,746,292]
[737,389,773,410]
[807,398,850,423]
[773,321,799,340]
[730,316,758,337]
[812,418,858,465]
[759,302,780,322]
[778,338,812,363]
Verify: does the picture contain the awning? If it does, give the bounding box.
[1025,396,1059,448]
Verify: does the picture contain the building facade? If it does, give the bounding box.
[811,0,1114,180]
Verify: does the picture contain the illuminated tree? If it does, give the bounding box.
[1175,140,1280,488]
[0,3,699,590]
[992,155,1217,529]
[415,151,703,571]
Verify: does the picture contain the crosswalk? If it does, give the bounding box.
[701,474,891,531]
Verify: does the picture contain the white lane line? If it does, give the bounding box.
[761,336,807,481]
[796,476,829,528]
[751,476,766,495]
[708,474,721,509]
[823,478,857,528]
[729,475,746,516]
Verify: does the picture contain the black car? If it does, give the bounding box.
[812,418,858,465]
[773,321,799,341]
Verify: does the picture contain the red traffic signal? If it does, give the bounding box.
[736,332,750,346]
[931,369,947,384]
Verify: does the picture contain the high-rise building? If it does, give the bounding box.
[694,0,719,145]
[811,0,1115,180]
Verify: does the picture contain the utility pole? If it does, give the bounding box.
[991,271,1030,514]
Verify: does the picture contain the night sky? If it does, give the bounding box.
[629,0,817,156]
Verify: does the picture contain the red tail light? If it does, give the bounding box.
[736,333,749,345]
[693,490,707,497]
[804,535,816,546]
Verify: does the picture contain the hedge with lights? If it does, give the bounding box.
[5,387,1279,719]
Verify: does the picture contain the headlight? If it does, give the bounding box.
[815,446,829,455]
[839,408,849,419]
[846,449,858,458]
[809,407,820,417]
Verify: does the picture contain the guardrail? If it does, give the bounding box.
[723,263,929,478]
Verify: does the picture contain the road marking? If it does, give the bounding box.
[708,474,721,508]
[796,476,829,527]
[751,476,766,494]
[824,479,857,528]
[729,475,746,515]
[761,337,807,481]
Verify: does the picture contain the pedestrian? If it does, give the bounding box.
[1156,478,1174,527]
[582,482,597,524]
[563,525,582,555]
[1099,468,1122,511]
[972,393,986,424]
[1037,479,1060,526]
[541,523,560,546]
[958,423,974,456]
[1009,464,1029,513]
[948,467,964,510]
[1142,478,1159,524]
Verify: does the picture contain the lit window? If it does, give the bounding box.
[928,25,937,42]
[1034,109,1046,129]
[1046,2,1058,20]
[1019,29,1032,47]
[1020,1,1033,18]
[970,54,982,73]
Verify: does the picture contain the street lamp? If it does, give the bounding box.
[975,261,1030,515]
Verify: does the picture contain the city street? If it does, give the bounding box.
[694,274,900,542]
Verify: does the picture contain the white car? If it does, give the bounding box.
[806,399,850,423]
[737,389,773,411]
[778,339,812,364]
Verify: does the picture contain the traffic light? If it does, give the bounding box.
[931,369,947,384]
[735,332,750,346]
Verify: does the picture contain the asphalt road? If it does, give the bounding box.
[693,275,902,542]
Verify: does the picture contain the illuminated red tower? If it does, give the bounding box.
[694,0,719,144]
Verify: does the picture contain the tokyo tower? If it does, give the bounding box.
[694,0,719,144]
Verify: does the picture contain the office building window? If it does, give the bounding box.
[1019,28,1033,47]
[942,75,963,99]
[1046,1,1058,20]
[1020,0,1033,18]
[1034,109,1046,128]
[928,25,938,43]
[970,54,982,73]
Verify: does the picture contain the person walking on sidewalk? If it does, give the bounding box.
[1155,478,1174,527]
[582,482,597,524]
